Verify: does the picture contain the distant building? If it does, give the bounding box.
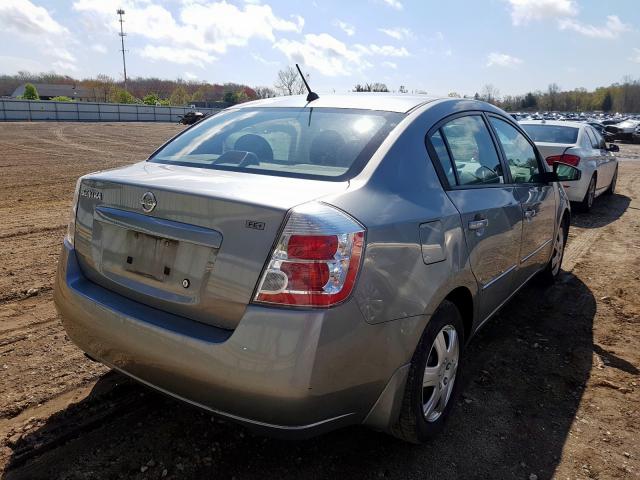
[11,83,96,101]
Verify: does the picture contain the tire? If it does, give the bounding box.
[604,167,617,196]
[538,216,568,286]
[392,300,464,444]
[578,175,596,212]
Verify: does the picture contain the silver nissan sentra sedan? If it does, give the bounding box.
[54,94,581,443]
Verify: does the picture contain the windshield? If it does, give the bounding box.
[150,107,403,180]
[520,124,579,144]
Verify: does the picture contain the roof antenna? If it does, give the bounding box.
[295,63,319,102]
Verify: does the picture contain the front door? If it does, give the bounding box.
[428,114,522,321]
[488,116,556,282]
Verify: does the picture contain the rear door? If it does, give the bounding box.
[488,116,556,282]
[428,113,522,321]
[584,126,611,190]
[589,126,616,189]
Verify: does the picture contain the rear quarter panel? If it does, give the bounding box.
[324,100,478,327]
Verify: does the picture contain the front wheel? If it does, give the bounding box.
[392,300,464,443]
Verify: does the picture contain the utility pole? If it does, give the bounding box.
[117,9,128,91]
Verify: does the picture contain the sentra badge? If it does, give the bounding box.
[80,186,103,201]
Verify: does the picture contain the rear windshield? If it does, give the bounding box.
[150,107,403,180]
[520,124,579,144]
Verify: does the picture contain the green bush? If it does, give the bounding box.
[50,96,73,102]
[21,83,40,100]
[143,93,160,105]
[109,88,137,104]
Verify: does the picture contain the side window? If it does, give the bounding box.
[489,117,541,184]
[429,130,457,186]
[590,127,606,149]
[584,127,599,149]
[438,116,503,186]
[580,129,592,149]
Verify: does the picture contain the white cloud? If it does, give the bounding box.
[379,27,414,40]
[358,44,410,57]
[558,15,631,39]
[379,0,403,10]
[0,55,46,73]
[91,44,107,54]
[184,72,198,80]
[630,48,640,63]
[381,61,397,69]
[53,60,78,72]
[252,53,279,66]
[506,0,577,25]
[487,52,523,67]
[140,45,216,67]
[274,33,410,76]
[332,19,355,36]
[73,0,304,56]
[274,33,370,76]
[0,0,68,35]
[0,0,76,69]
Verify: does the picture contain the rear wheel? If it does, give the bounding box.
[392,300,463,443]
[578,175,596,212]
[538,217,567,285]
[604,167,617,195]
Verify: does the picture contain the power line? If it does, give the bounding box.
[117,9,128,91]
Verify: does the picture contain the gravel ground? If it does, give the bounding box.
[0,123,638,480]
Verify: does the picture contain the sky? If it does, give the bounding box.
[0,0,639,97]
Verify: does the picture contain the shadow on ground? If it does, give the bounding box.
[4,273,595,480]
[571,193,630,229]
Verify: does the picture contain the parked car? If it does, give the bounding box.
[178,111,207,125]
[520,120,618,211]
[606,119,640,142]
[55,95,580,443]
[586,121,616,143]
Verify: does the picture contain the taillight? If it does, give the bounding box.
[254,202,365,308]
[65,177,83,247]
[546,154,581,167]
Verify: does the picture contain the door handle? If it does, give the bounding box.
[524,209,537,220]
[468,219,489,230]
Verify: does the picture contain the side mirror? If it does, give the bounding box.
[553,162,582,181]
[607,143,620,152]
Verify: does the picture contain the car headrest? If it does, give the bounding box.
[309,130,346,167]
[234,134,274,163]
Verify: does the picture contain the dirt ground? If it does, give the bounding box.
[0,122,638,480]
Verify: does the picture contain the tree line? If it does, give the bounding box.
[3,69,640,113]
[471,77,640,113]
[0,71,279,106]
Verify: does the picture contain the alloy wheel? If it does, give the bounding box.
[422,325,459,423]
[551,223,565,276]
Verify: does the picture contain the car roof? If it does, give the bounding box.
[519,119,586,129]
[233,93,441,114]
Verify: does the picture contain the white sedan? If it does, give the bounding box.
[520,120,619,211]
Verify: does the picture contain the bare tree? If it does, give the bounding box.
[480,84,500,104]
[547,83,560,110]
[254,86,277,99]
[274,66,305,96]
[353,83,389,92]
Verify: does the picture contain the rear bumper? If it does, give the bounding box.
[54,241,423,437]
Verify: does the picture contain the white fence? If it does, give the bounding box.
[0,99,221,122]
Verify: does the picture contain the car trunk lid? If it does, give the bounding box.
[73,161,348,330]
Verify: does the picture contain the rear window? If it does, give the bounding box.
[520,124,579,144]
[150,107,403,180]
